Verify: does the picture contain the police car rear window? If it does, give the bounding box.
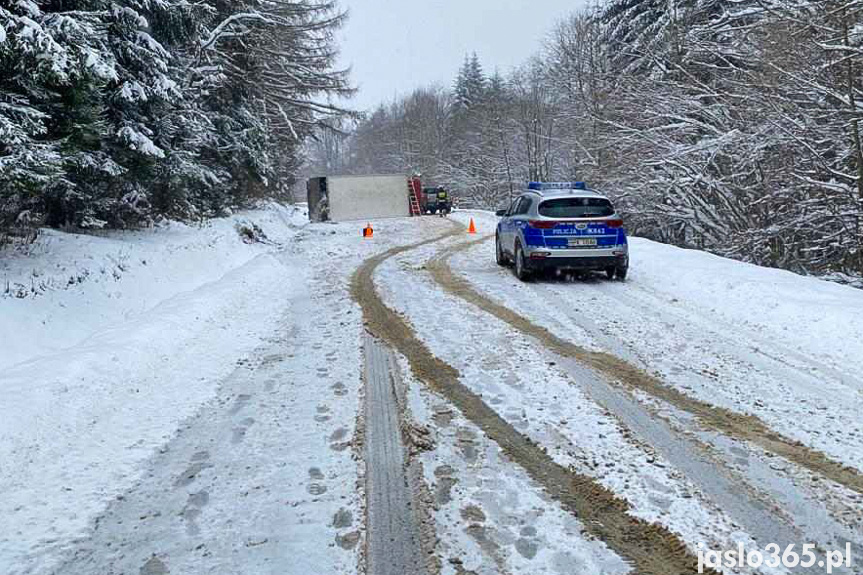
[539,198,614,218]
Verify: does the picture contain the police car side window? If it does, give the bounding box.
[507,198,521,216]
[516,197,532,215]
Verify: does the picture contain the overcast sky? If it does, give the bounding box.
[336,0,585,112]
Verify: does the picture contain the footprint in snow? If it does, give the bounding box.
[336,531,360,550]
[332,507,353,528]
[229,394,253,415]
[181,490,209,535]
[175,459,212,488]
[434,465,457,505]
[308,467,325,481]
[191,450,210,462]
[306,467,327,496]
[515,537,540,560]
[329,427,351,452]
[331,383,348,397]
[315,404,332,422]
[140,556,169,575]
[307,483,328,496]
[231,418,255,444]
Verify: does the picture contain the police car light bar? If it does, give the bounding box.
[528,182,587,191]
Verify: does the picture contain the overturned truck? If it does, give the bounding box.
[307,175,414,223]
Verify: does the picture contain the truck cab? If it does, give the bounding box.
[422,186,451,215]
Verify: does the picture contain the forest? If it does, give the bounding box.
[308,0,863,281]
[3,0,863,281]
[0,0,352,238]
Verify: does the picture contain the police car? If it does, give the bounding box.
[495,182,629,281]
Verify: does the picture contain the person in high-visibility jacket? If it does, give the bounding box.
[436,188,450,216]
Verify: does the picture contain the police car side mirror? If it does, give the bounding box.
[495,209,506,217]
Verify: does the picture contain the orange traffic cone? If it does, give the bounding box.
[363,223,374,238]
[468,218,477,234]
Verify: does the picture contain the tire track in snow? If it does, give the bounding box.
[428,234,863,498]
[389,227,858,574]
[543,271,863,472]
[362,334,430,575]
[350,226,717,575]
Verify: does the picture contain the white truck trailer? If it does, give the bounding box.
[307,175,415,222]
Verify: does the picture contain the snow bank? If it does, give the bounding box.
[0,204,307,570]
[0,203,303,368]
[454,210,863,391]
[451,211,863,472]
[629,237,863,381]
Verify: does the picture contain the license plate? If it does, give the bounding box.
[567,237,597,247]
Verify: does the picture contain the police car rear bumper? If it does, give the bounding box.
[524,248,628,270]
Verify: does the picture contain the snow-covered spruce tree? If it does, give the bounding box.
[453,53,487,113]
[89,0,184,227]
[0,0,212,230]
[0,0,352,239]
[191,0,354,206]
[0,0,115,235]
[445,53,503,204]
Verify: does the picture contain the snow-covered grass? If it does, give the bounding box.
[0,207,458,575]
[0,204,309,571]
[4,205,860,574]
[449,210,863,473]
[0,204,302,367]
[448,211,863,467]
[629,236,863,383]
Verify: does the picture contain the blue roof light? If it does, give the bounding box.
[528,182,587,191]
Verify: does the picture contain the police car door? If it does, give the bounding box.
[513,196,535,251]
[502,197,523,253]
[512,196,534,251]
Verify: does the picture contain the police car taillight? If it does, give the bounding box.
[606,219,624,228]
[528,220,558,229]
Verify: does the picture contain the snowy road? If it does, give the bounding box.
[2,207,862,574]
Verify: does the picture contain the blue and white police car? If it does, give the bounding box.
[495,182,629,281]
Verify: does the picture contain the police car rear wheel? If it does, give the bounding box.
[605,267,616,280]
[615,266,628,281]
